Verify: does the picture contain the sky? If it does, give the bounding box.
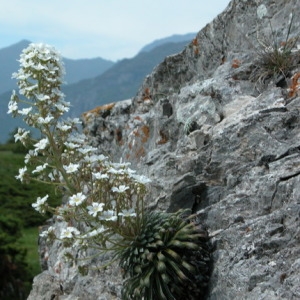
[1,0,231,61]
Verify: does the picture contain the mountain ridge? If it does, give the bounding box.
[1,34,194,143]
[138,33,196,53]
[63,40,191,115]
[0,40,115,95]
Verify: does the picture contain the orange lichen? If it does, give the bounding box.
[191,38,200,56]
[192,38,198,46]
[288,73,300,98]
[134,115,143,122]
[82,102,115,119]
[142,88,152,101]
[135,146,145,158]
[231,59,241,69]
[141,125,150,143]
[126,125,150,161]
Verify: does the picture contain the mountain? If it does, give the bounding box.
[0,40,115,95]
[139,33,196,53]
[0,35,193,143]
[63,57,114,85]
[0,40,30,95]
[63,40,192,116]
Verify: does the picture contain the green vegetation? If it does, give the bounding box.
[252,13,299,87]
[18,227,40,276]
[118,210,211,300]
[0,141,61,299]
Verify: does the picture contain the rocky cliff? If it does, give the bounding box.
[28,0,300,299]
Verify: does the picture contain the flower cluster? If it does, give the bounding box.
[9,43,150,260]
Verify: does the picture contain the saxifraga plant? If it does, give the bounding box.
[118,210,211,300]
[252,13,300,86]
[9,43,212,299]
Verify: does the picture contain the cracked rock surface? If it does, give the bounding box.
[28,0,300,299]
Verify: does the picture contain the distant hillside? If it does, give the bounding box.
[0,40,30,94]
[139,33,196,53]
[1,35,193,143]
[63,58,114,85]
[63,40,191,115]
[0,40,115,94]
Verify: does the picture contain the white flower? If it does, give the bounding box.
[84,155,100,163]
[100,210,117,222]
[15,166,27,182]
[35,94,50,102]
[132,174,152,184]
[77,146,97,155]
[111,185,129,193]
[24,150,37,164]
[39,226,55,238]
[70,117,82,125]
[87,202,105,217]
[7,100,18,114]
[33,62,45,71]
[118,209,137,218]
[125,168,136,175]
[108,167,125,175]
[63,163,80,173]
[32,194,49,213]
[57,123,71,131]
[64,142,79,149]
[60,227,80,239]
[69,192,86,206]
[48,172,55,181]
[93,172,109,180]
[83,226,105,238]
[18,107,32,116]
[55,102,70,112]
[32,163,48,174]
[67,133,86,144]
[14,128,30,143]
[37,115,54,124]
[34,138,49,151]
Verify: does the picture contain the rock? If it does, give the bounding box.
[28,0,300,299]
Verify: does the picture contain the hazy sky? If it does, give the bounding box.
[1,0,231,61]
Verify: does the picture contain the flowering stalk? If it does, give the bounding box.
[8,43,151,264]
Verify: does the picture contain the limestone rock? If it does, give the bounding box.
[28,0,300,299]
